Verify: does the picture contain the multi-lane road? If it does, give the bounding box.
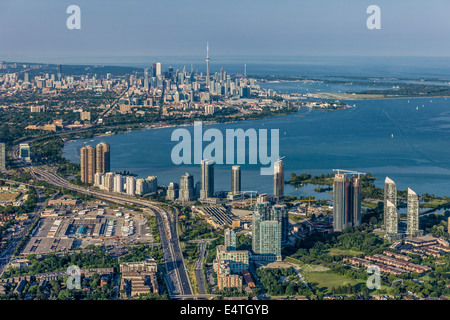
[10,148,193,297]
[194,241,207,294]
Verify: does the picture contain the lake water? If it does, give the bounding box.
[63,95,450,199]
[62,57,450,199]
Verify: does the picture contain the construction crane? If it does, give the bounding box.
[332,169,366,178]
[294,197,317,215]
[237,191,258,205]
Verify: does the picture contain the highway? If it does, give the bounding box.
[194,241,207,294]
[10,147,193,297]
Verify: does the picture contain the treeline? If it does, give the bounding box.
[2,248,117,278]
[0,187,38,216]
[285,225,388,261]
[287,173,334,186]
[256,267,311,297]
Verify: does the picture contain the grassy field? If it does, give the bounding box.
[286,256,366,294]
[303,271,366,294]
[285,256,330,272]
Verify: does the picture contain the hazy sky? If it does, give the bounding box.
[1,0,450,63]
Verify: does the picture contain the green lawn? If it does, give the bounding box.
[303,271,365,294]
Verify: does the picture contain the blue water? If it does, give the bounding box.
[63,94,450,199]
[60,56,450,199]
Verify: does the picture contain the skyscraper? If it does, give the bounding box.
[252,201,270,254]
[96,142,110,174]
[224,229,237,251]
[179,172,195,202]
[384,177,398,239]
[94,172,103,188]
[407,188,420,237]
[57,64,62,81]
[206,42,210,89]
[155,62,162,77]
[231,166,241,194]
[0,143,5,171]
[252,201,283,262]
[333,173,346,231]
[114,174,123,193]
[136,178,147,196]
[80,145,96,184]
[385,200,398,237]
[271,204,289,242]
[384,177,397,214]
[166,182,179,201]
[146,176,158,194]
[333,173,362,231]
[126,176,136,196]
[144,68,149,90]
[273,159,284,198]
[104,172,114,192]
[352,177,362,227]
[200,159,214,200]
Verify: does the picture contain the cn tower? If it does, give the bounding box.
[206,41,210,88]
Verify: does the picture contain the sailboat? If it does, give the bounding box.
[391,134,394,139]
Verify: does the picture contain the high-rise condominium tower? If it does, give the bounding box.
[179,172,195,202]
[104,172,114,192]
[384,177,398,238]
[114,174,123,193]
[126,176,136,196]
[96,142,110,174]
[333,174,362,231]
[252,201,285,262]
[407,188,420,237]
[384,177,397,214]
[273,159,284,198]
[231,166,241,194]
[385,200,398,236]
[224,228,236,251]
[80,145,96,184]
[200,159,214,200]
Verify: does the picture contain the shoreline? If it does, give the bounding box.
[313,92,450,101]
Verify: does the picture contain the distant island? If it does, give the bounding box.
[301,100,352,110]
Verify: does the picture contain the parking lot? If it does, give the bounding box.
[21,205,154,255]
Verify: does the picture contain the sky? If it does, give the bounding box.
[1,0,450,64]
